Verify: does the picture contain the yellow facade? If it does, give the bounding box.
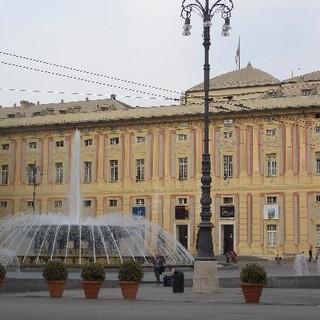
[1,64,320,258]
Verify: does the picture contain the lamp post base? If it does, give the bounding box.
[192,260,220,293]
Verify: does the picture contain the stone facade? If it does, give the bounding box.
[1,64,320,258]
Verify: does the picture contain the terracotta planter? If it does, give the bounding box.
[241,283,264,303]
[82,281,102,299]
[46,280,66,298]
[0,279,4,291]
[118,281,140,299]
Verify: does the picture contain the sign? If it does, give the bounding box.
[220,205,235,218]
[263,204,279,219]
[132,206,146,217]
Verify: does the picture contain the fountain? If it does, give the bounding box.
[0,130,194,267]
[294,252,309,276]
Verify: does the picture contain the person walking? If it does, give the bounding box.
[309,247,313,262]
[153,256,164,283]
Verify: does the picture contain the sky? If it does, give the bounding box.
[0,0,319,108]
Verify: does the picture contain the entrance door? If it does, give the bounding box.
[223,225,234,254]
[176,225,188,249]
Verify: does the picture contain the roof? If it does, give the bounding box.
[0,95,319,129]
[188,62,280,91]
[0,97,132,120]
[283,70,320,83]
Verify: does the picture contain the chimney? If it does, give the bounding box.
[110,94,116,100]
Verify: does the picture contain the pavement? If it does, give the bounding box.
[1,258,320,320]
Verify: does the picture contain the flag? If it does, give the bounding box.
[235,36,240,70]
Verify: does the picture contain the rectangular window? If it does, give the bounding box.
[55,140,64,148]
[27,163,36,184]
[1,165,9,185]
[1,144,9,151]
[110,160,118,182]
[109,199,118,207]
[27,200,34,208]
[266,129,276,137]
[267,224,277,247]
[317,225,320,247]
[83,200,92,207]
[316,195,320,203]
[84,139,93,146]
[315,127,320,134]
[109,126,119,132]
[178,157,188,180]
[267,153,277,176]
[55,162,63,183]
[223,155,233,178]
[136,136,145,143]
[316,152,320,174]
[136,159,145,181]
[267,196,277,204]
[0,201,8,208]
[223,131,233,139]
[223,119,233,125]
[178,133,187,141]
[84,161,92,183]
[302,89,312,96]
[178,198,188,205]
[223,197,233,205]
[54,200,63,208]
[175,206,189,219]
[136,199,145,206]
[110,137,119,145]
[29,142,37,149]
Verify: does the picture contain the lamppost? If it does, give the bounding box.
[181,0,233,292]
[26,161,43,213]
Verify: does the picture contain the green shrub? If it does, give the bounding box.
[42,260,68,281]
[81,263,106,282]
[118,260,144,282]
[240,263,267,285]
[0,264,6,280]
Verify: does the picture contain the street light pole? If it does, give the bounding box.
[181,0,233,261]
[27,161,43,214]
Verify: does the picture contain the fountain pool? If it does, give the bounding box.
[0,212,194,267]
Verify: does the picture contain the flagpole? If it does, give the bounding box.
[238,36,240,70]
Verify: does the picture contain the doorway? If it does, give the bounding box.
[176,225,188,249]
[223,225,234,254]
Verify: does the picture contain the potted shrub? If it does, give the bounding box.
[240,262,267,303]
[81,263,106,299]
[118,260,144,299]
[0,263,6,291]
[42,260,68,297]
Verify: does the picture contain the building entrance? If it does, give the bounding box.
[222,225,234,254]
[176,225,188,249]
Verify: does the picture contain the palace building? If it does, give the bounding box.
[1,62,320,258]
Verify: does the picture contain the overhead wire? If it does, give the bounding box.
[0,60,180,103]
[0,50,181,96]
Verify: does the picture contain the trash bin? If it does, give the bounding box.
[172,270,184,293]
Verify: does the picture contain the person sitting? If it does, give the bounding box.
[229,250,237,264]
[163,266,175,287]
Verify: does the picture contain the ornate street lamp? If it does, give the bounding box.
[181,0,234,261]
[26,161,43,213]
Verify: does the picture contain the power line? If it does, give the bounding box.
[0,50,181,96]
[0,87,179,102]
[0,60,179,102]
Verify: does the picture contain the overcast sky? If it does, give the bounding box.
[0,0,319,108]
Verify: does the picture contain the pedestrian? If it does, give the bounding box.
[275,254,282,266]
[163,266,175,287]
[309,247,313,262]
[229,250,237,264]
[153,256,164,283]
